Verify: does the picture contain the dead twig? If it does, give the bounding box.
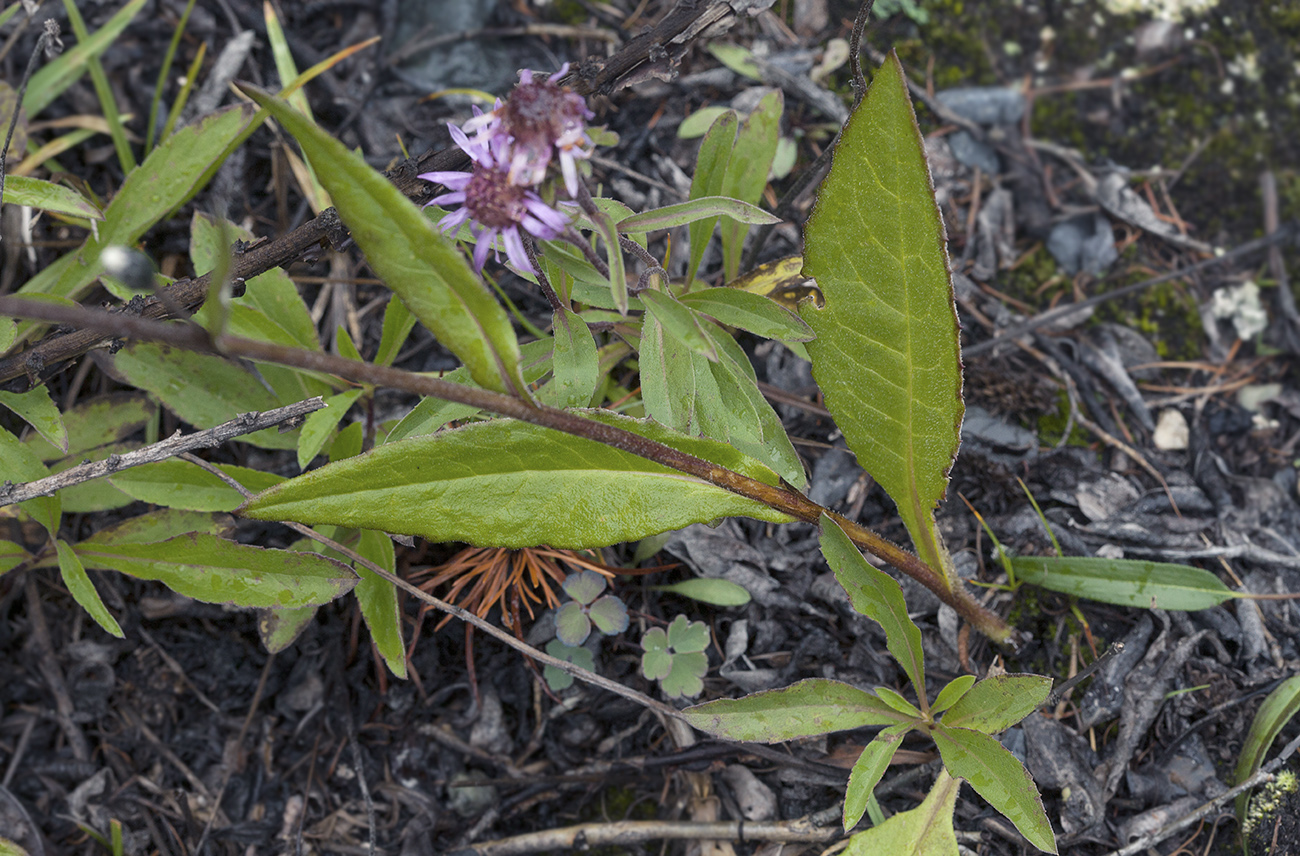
[0,397,326,507]
[443,817,841,856]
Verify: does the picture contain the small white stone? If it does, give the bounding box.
[1153,408,1189,450]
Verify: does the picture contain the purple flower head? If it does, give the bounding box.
[419,123,571,274]
[463,64,594,197]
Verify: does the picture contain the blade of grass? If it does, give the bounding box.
[61,0,135,172]
[145,0,198,153]
[1018,477,1062,556]
[160,42,205,143]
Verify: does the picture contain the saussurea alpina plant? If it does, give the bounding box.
[6,6,1276,852]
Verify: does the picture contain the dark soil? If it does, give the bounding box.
[2,1,1299,854]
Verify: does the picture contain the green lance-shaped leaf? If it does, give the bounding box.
[23,392,156,463]
[617,197,780,233]
[351,528,406,679]
[800,51,963,580]
[109,460,284,512]
[78,509,234,546]
[539,307,599,409]
[242,87,526,396]
[719,90,782,281]
[641,289,718,361]
[682,678,914,743]
[1010,555,1235,611]
[932,725,1057,853]
[74,533,357,609]
[819,514,927,704]
[2,175,104,220]
[297,389,363,470]
[1234,674,1300,821]
[56,539,123,638]
[844,723,914,831]
[940,674,1052,734]
[931,674,977,715]
[843,769,961,856]
[649,578,751,606]
[0,387,67,453]
[687,110,738,286]
[679,287,815,342]
[0,426,60,536]
[239,414,793,549]
[639,312,700,432]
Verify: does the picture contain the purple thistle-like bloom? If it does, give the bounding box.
[420,125,571,274]
[463,64,594,196]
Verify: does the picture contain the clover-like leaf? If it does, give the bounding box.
[563,569,608,604]
[554,601,592,647]
[588,595,629,635]
[662,650,708,699]
[667,614,710,652]
[544,639,595,691]
[642,627,673,680]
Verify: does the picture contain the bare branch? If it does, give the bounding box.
[0,397,325,507]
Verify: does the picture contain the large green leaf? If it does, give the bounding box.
[242,88,526,395]
[682,678,913,742]
[843,770,961,856]
[239,414,793,549]
[844,724,912,830]
[933,725,1056,853]
[940,674,1052,734]
[74,533,357,608]
[1010,555,1235,611]
[819,514,926,703]
[113,343,296,449]
[1234,674,1300,821]
[800,52,963,577]
[639,313,700,433]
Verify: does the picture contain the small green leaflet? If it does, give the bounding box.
[1010,555,1235,611]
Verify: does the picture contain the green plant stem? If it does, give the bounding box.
[0,295,1016,646]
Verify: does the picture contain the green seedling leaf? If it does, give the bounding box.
[587,595,629,635]
[544,639,594,691]
[933,725,1056,853]
[678,106,731,140]
[239,414,793,549]
[564,569,607,603]
[667,613,709,652]
[0,387,67,453]
[0,541,32,576]
[680,287,815,341]
[617,197,780,233]
[555,601,592,646]
[109,460,283,511]
[541,307,599,409]
[259,606,317,653]
[2,175,103,220]
[298,389,363,470]
[844,724,912,831]
[241,87,526,395]
[24,0,147,116]
[74,533,357,609]
[941,675,1053,734]
[800,52,963,578]
[688,110,738,285]
[352,528,406,679]
[113,343,296,450]
[1010,555,1234,611]
[23,392,156,462]
[16,106,254,315]
[719,90,781,280]
[682,678,913,742]
[932,674,977,715]
[650,578,751,606]
[0,427,60,535]
[78,509,233,546]
[875,686,923,718]
[56,539,123,638]
[843,769,961,856]
[820,514,927,704]
[1234,674,1300,822]
[641,289,718,361]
